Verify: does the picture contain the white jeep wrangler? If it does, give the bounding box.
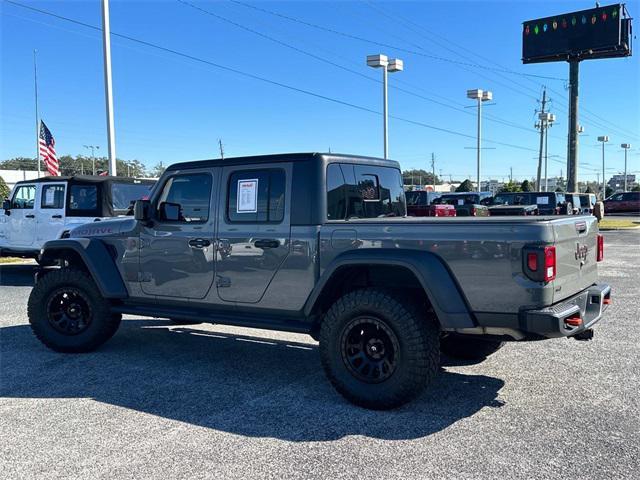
[1,176,154,260]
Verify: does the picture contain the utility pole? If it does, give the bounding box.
[510,167,513,183]
[535,88,547,191]
[102,0,117,175]
[218,139,225,159]
[566,59,580,193]
[598,136,609,200]
[34,50,40,177]
[621,144,631,191]
[431,153,436,192]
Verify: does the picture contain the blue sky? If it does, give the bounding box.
[1,0,638,182]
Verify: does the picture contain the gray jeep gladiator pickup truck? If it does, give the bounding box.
[28,153,611,409]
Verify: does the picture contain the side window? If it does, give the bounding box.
[69,185,98,211]
[11,185,36,209]
[41,185,65,209]
[327,164,347,220]
[227,169,285,223]
[157,173,212,222]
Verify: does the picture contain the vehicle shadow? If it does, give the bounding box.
[1,319,505,441]
[0,263,37,287]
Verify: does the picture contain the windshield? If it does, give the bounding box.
[111,182,153,211]
[435,194,479,205]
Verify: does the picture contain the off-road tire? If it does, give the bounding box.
[440,334,504,361]
[28,268,121,353]
[319,288,440,410]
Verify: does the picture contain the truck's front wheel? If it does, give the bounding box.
[440,334,504,361]
[28,269,121,353]
[319,288,439,410]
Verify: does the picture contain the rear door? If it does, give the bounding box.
[37,182,66,246]
[139,169,217,299]
[215,163,291,303]
[7,183,37,247]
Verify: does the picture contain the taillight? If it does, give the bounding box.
[523,245,555,283]
[471,207,477,216]
[597,234,604,262]
[544,246,556,282]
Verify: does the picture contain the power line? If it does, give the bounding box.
[3,0,540,155]
[229,0,567,82]
[179,0,543,136]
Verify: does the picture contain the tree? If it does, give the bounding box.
[499,180,521,193]
[0,176,10,199]
[402,169,440,187]
[585,185,595,193]
[520,179,533,192]
[632,185,640,192]
[555,187,563,192]
[456,179,474,192]
[149,162,166,178]
[0,157,38,170]
[605,186,614,198]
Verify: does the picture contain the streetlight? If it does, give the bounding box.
[367,54,403,159]
[597,136,609,200]
[83,145,100,175]
[466,88,493,192]
[538,112,556,192]
[621,143,631,192]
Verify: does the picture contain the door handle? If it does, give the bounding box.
[52,214,62,219]
[188,238,211,249]
[25,214,35,219]
[254,239,280,249]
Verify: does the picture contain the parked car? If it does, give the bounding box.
[27,153,611,410]
[577,193,597,215]
[489,191,571,215]
[488,204,538,216]
[0,176,155,259]
[432,192,491,216]
[405,190,447,216]
[604,191,640,213]
[565,193,583,214]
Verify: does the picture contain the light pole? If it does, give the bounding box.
[83,145,99,175]
[467,89,492,192]
[621,143,631,192]
[538,112,556,192]
[597,136,609,200]
[367,54,403,159]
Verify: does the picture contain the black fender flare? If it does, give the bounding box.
[304,249,475,329]
[39,239,128,299]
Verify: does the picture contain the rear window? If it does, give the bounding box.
[492,193,531,206]
[111,182,153,211]
[405,191,427,206]
[326,163,405,220]
[437,194,479,205]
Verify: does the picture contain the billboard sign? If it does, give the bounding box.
[522,3,631,63]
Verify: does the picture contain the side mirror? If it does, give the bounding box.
[158,201,182,222]
[2,199,10,215]
[134,199,151,221]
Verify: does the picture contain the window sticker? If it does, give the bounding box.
[45,188,56,207]
[537,196,549,205]
[457,199,464,205]
[237,179,258,213]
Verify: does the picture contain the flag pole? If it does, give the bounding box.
[34,49,40,177]
[101,0,117,175]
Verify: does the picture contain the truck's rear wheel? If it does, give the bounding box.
[319,288,439,410]
[28,268,121,353]
[440,334,504,361]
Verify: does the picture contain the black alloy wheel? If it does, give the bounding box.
[46,288,93,335]
[341,316,399,384]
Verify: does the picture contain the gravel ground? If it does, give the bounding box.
[1,230,638,479]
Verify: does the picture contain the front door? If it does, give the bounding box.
[7,183,37,247]
[139,169,217,299]
[216,164,291,303]
[36,183,66,247]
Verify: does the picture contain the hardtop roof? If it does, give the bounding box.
[14,175,155,185]
[166,152,401,171]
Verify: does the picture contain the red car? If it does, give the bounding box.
[604,191,640,213]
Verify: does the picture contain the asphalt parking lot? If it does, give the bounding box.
[1,229,639,479]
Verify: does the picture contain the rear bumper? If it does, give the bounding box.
[521,284,611,339]
[456,283,611,340]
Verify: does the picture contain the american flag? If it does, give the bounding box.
[39,121,59,176]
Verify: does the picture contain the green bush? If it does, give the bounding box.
[0,175,10,199]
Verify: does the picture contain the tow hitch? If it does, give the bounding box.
[572,328,594,341]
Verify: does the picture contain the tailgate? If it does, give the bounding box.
[551,216,599,303]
